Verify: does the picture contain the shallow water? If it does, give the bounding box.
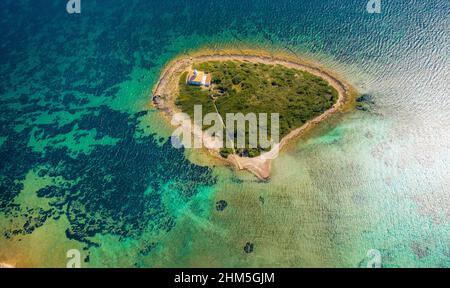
[0,0,448,267]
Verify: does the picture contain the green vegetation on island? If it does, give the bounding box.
[176,60,338,158]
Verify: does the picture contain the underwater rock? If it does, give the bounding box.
[244,242,254,253]
[355,94,375,112]
[216,200,228,211]
[410,242,430,259]
[356,105,368,111]
[356,94,375,104]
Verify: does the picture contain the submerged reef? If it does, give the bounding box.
[0,103,216,247]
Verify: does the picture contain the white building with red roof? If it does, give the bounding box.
[187,69,212,87]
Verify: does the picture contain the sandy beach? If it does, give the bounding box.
[152,49,354,179]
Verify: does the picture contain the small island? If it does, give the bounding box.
[152,49,354,179]
[178,60,338,158]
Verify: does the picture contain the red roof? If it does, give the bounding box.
[205,74,212,86]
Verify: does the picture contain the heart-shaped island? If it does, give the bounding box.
[153,49,355,179]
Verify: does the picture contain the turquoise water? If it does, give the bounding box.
[0,0,448,267]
